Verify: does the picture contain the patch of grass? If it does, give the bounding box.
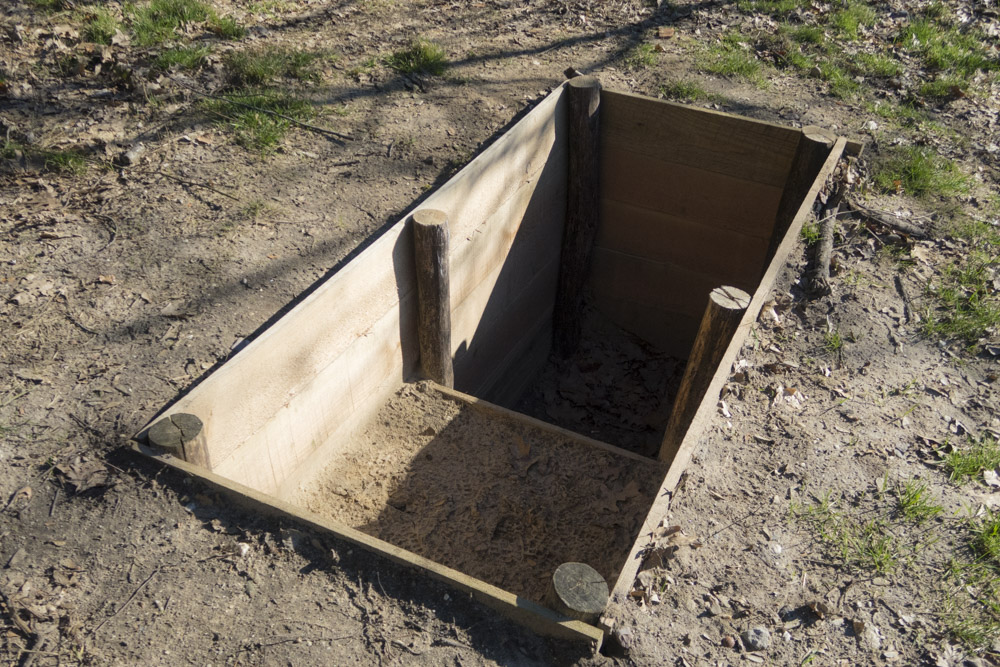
[735,0,809,17]
[918,75,968,100]
[901,20,999,78]
[853,52,901,78]
[823,330,844,353]
[971,508,1000,566]
[240,198,273,220]
[386,38,447,76]
[895,479,944,524]
[224,47,323,87]
[624,43,658,70]
[872,145,970,197]
[154,45,210,70]
[659,79,709,101]
[202,90,312,152]
[819,61,862,99]
[832,0,876,41]
[43,149,89,175]
[208,16,244,40]
[923,247,1000,350]
[129,0,212,46]
[702,33,765,85]
[793,494,901,573]
[864,99,925,124]
[83,7,120,44]
[800,219,821,245]
[790,24,825,45]
[347,56,377,78]
[946,435,1000,483]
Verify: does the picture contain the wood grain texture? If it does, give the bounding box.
[546,562,609,624]
[413,209,454,388]
[610,138,848,603]
[600,145,785,239]
[553,76,601,358]
[595,198,770,288]
[766,126,836,269]
[600,90,800,187]
[659,286,751,463]
[136,85,570,499]
[133,443,604,649]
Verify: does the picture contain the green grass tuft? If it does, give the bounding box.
[83,7,120,45]
[386,38,447,76]
[702,33,765,85]
[129,0,212,46]
[624,43,658,70]
[208,16,245,40]
[832,1,876,41]
[902,20,999,78]
[201,90,312,152]
[659,79,710,101]
[154,45,211,70]
[43,149,89,175]
[224,47,323,87]
[873,145,970,197]
[946,436,1000,483]
[895,479,944,524]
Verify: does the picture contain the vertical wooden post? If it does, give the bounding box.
[545,562,609,624]
[659,286,751,463]
[412,209,454,388]
[553,75,602,359]
[147,413,210,468]
[765,126,836,271]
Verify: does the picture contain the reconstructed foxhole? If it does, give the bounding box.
[140,83,840,641]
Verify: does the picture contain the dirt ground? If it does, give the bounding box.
[297,382,664,604]
[1,0,998,665]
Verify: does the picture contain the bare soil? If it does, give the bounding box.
[297,382,665,604]
[1,0,998,665]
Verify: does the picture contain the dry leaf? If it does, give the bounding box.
[984,469,1000,488]
[657,27,676,38]
[513,434,531,458]
[56,460,110,492]
[96,274,116,285]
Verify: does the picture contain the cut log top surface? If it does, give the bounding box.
[710,286,752,311]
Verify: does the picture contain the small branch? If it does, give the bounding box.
[164,74,352,143]
[809,182,847,296]
[91,568,159,634]
[844,196,928,239]
[155,169,240,202]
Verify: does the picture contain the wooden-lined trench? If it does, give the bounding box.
[137,77,847,648]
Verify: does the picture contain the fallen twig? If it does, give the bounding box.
[164,74,352,143]
[844,196,929,239]
[810,181,846,295]
[155,169,239,202]
[91,568,159,634]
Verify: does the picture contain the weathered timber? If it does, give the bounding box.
[611,138,849,603]
[767,126,836,269]
[147,413,209,468]
[659,286,752,463]
[412,209,455,388]
[545,562,609,624]
[553,75,601,358]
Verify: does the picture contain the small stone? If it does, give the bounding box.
[707,599,724,616]
[722,635,736,648]
[741,626,771,651]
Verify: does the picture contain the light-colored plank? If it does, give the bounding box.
[600,144,785,239]
[133,443,604,649]
[138,220,419,475]
[137,85,570,493]
[610,138,848,602]
[596,198,771,287]
[589,247,758,323]
[453,256,560,393]
[600,90,799,187]
[481,318,553,407]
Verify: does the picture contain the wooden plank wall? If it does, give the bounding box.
[590,91,802,358]
[138,86,568,499]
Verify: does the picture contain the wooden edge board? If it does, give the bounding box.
[609,137,848,602]
[431,383,663,467]
[131,442,604,649]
